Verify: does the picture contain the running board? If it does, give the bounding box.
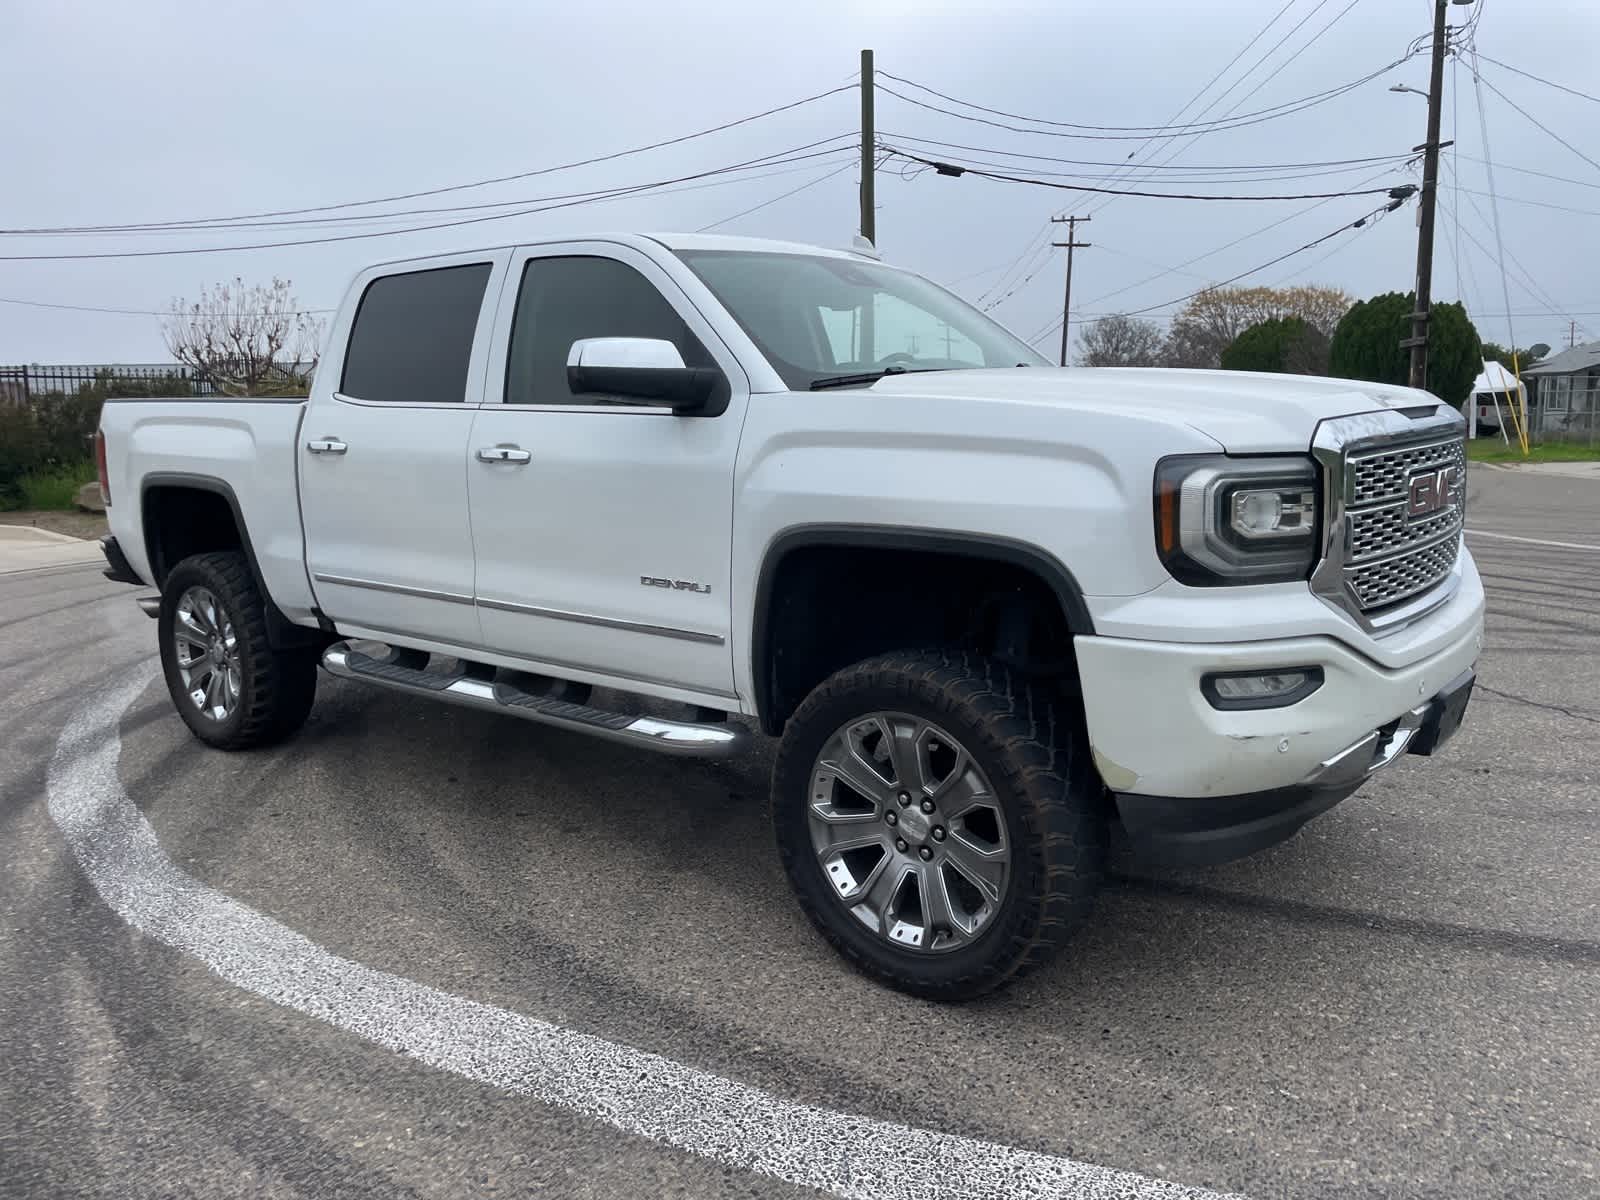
[136,596,160,618]
[320,642,747,759]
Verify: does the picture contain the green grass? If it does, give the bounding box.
[8,462,96,511]
[1467,440,1600,464]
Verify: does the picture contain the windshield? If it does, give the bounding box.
[675,250,1048,390]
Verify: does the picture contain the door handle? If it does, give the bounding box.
[477,445,532,464]
[306,438,348,455]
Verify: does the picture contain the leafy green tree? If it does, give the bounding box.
[1220,316,1331,375]
[1328,292,1480,407]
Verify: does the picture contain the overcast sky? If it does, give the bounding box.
[2,0,1595,365]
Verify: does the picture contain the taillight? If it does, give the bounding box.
[95,430,111,506]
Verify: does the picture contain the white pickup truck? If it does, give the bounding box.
[97,233,1483,998]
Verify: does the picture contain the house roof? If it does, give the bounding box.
[1522,340,1600,376]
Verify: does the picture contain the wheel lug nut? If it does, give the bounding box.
[918,846,933,861]
[895,838,909,853]
[932,826,945,841]
[897,792,911,807]
[884,811,898,825]
[920,798,935,814]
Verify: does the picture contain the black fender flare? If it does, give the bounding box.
[140,471,326,650]
[749,524,1095,735]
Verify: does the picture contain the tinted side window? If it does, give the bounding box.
[341,263,492,403]
[504,256,713,405]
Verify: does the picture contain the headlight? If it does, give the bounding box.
[1153,454,1319,585]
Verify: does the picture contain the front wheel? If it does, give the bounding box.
[772,650,1108,1000]
[157,550,317,750]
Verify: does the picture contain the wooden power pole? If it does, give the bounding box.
[1052,215,1091,367]
[859,49,875,247]
[1405,0,1454,390]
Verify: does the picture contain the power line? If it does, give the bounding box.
[697,160,856,232]
[0,85,855,235]
[0,296,332,317]
[876,52,1400,133]
[1054,163,1401,320]
[1473,51,1600,106]
[1029,194,1405,344]
[1079,0,1303,204]
[1470,62,1600,176]
[0,147,857,261]
[6,136,858,236]
[1088,0,1378,219]
[879,131,1415,173]
[881,146,1407,201]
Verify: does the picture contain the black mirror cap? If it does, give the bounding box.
[567,364,726,415]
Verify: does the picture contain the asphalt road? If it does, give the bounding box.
[2,465,1597,1199]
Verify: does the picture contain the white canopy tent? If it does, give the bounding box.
[1467,360,1527,442]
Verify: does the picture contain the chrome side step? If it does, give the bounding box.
[136,596,160,618]
[320,641,747,759]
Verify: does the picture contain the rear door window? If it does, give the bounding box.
[340,263,492,404]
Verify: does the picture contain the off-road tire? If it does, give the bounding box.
[158,551,317,750]
[772,649,1108,1000]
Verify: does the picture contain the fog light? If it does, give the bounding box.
[1202,667,1324,710]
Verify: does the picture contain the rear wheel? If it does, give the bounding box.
[772,650,1108,1000]
[158,551,317,750]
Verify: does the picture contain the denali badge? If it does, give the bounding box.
[1406,466,1458,520]
[640,575,711,594]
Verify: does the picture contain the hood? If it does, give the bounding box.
[867,367,1446,453]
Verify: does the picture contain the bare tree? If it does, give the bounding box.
[1162,284,1352,369]
[163,278,324,396]
[1075,314,1168,367]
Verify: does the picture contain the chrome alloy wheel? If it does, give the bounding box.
[172,586,242,721]
[807,712,1010,953]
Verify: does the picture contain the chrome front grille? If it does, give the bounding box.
[1346,535,1461,608]
[1351,438,1465,507]
[1342,435,1464,610]
[1309,408,1469,632]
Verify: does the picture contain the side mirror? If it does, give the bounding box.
[566,337,721,413]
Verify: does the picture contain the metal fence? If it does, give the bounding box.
[0,363,213,405]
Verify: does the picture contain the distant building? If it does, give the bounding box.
[1522,341,1600,439]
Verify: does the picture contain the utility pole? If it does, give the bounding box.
[1052,215,1091,367]
[859,49,875,247]
[1405,0,1455,390]
[1570,320,1578,349]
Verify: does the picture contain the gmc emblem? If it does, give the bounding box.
[1406,466,1458,520]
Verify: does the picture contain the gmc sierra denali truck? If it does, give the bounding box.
[97,233,1482,998]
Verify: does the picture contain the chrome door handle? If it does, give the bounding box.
[306,438,348,455]
[477,445,532,464]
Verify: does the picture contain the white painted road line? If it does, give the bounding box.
[47,665,1242,1200]
[1466,528,1600,552]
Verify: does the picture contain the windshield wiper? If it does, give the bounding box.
[808,365,938,391]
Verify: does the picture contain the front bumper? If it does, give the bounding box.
[1075,577,1483,802]
[1117,668,1475,865]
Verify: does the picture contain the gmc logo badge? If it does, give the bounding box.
[1406,466,1458,520]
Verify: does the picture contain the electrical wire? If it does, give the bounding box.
[881,146,1406,201]
[876,50,1403,134]
[1029,194,1404,344]
[1473,51,1600,106]
[0,296,332,317]
[1468,44,1519,349]
[6,136,859,236]
[1088,0,1377,219]
[878,132,1416,174]
[1469,63,1600,176]
[0,147,860,261]
[696,159,856,232]
[882,144,1416,188]
[0,85,856,235]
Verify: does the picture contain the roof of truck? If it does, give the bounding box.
[363,233,873,273]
